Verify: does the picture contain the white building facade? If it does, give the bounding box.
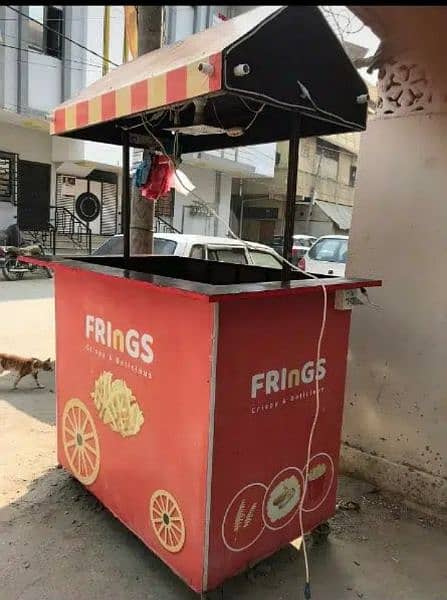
[0,5,275,247]
[0,5,124,246]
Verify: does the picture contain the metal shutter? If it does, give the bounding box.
[100,182,118,235]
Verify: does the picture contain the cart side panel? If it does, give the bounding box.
[206,291,352,590]
[54,267,214,592]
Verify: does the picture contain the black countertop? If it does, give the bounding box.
[27,255,381,303]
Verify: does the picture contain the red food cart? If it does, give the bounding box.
[38,6,380,595]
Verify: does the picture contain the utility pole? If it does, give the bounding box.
[304,147,323,235]
[102,6,110,76]
[130,6,164,254]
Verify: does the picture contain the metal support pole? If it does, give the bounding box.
[305,150,323,234]
[238,178,243,238]
[282,115,301,282]
[239,198,246,239]
[122,131,131,261]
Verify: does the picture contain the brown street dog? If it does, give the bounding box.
[0,353,53,389]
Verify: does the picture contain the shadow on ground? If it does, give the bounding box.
[0,468,311,600]
[0,370,55,426]
[1,467,446,600]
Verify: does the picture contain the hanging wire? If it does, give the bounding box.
[238,96,265,113]
[6,5,119,67]
[321,6,365,40]
[0,41,105,70]
[0,55,104,75]
[212,100,266,134]
[243,103,265,130]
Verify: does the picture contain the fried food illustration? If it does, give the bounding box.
[266,475,301,523]
[91,371,144,437]
[308,462,327,481]
[272,483,296,510]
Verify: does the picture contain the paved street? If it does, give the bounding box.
[1,278,446,600]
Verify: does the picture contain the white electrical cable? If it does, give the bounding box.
[299,284,327,595]
[244,103,265,131]
[212,100,266,135]
[136,118,328,596]
[239,96,264,113]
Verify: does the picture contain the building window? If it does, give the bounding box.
[0,152,16,204]
[316,139,339,181]
[349,165,357,187]
[300,142,310,158]
[28,6,63,60]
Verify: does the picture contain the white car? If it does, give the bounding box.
[292,234,317,263]
[94,233,285,270]
[298,235,348,277]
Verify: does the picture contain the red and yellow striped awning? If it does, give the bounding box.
[50,6,282,137]
[51,53,222,135]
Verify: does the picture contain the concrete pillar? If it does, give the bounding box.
[342,52,447,512]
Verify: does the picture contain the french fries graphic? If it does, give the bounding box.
[91,371,144,437]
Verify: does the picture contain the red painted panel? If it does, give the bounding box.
[166,66,187,104]
[206,292,352,590]
[53,108,65,134]
[101,91,116,122]
[51,261,355,593]
[209,53,223,92]
[131,80,148,114]
[76,101,89,129]
[54,267,214,592]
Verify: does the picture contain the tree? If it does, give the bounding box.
[130,6,164,254]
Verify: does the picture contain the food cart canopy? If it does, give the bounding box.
[50,5,368,153]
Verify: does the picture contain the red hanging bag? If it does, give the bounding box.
[141,155,174,201]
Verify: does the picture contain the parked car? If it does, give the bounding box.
[269,235,285,255]
[298,235,348,277]
[292,234,317,263]
[93,233,285,270]
[269,234,317,263]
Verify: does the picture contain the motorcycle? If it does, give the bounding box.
[0,244,52,281]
